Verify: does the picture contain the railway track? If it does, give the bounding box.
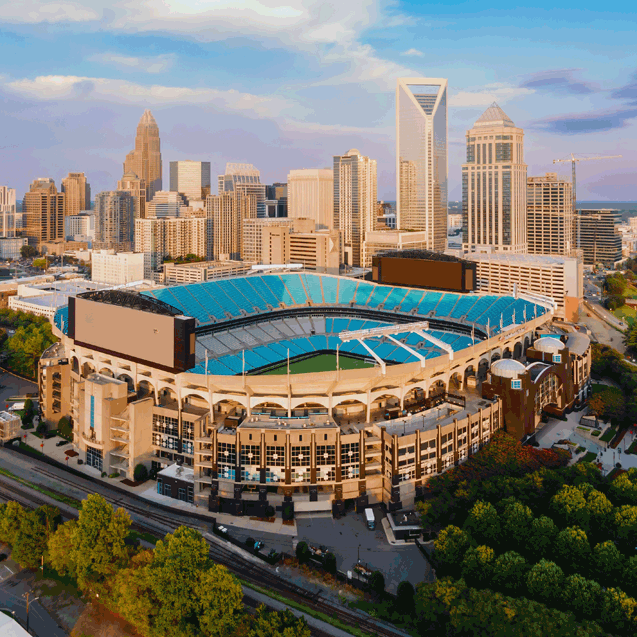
[0,465,409,637]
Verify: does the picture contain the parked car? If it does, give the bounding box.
[55,440,68,447]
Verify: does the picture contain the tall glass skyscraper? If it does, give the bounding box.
[169,160,211,203]
[124,110,162,203]
[396,78,448,252]
[462,103,527,254]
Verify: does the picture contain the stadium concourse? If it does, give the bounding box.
[46,271,563,516]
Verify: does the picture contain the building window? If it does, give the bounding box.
[153,414,178,437]
[90,395,95,429]
[316,445,335,466]
[241,444,261,467]
[291,446,310,467]
[86,445,102,471]
[342,442,360,465]
[266,445,285,467]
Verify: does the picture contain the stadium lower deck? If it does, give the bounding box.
[54,272,551,376]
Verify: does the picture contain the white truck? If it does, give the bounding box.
[365,508,375,530]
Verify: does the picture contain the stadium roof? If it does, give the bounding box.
[77,289,182,316]
[376,249,474,265]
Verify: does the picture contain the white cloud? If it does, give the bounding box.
[0,1,100,23]
[401,48,423,57]
[450,85,535,108]
[3,75,306,119]
[88,52,176,74]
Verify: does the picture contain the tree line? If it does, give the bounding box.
[0,494,310,637]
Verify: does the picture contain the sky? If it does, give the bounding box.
[0,0,636,202]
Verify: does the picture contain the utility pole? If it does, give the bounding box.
[23,591,39,632]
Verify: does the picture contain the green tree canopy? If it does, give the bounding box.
[526,559,565,604]
[461,545,495,587]
[562,574,602,619]
[0,501,25,546]
[614,505,637,551]
[48,520,77,576]
[248,605,311,637]
[551,485,591,530]
[500,499,533,552]
[463,500,501,546]
[433,525,470,577]
[12,509,48,569]
[594,540,624,587]
[491,551,529,596]
[528,515,558,560]
[197,564,244,637]
[554,526,592,574]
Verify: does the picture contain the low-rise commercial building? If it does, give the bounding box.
[0,237,27,260]
[92,251,145,285]
[162,260,254,285]
[0,410,21,442]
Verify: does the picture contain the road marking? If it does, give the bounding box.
[4,565,14,575]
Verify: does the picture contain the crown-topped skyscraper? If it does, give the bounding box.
[124,110,162,203]
[462,102,527,254]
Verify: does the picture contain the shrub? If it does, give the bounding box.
[101,472,107,478]
[108,472,119,479]
[324,552,337,574]
[396,581,415,615]
[368,571,385,597]
[24,398,33,416]
[296,541,310,564]
[133,463,148,482]
[264,505,275,518]
[36,422,47,436]
[58,416,72,439]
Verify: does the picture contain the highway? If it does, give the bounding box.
[0,448,411,637]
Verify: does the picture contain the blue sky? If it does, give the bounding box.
[0,0,635,201]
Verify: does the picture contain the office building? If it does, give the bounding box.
[118,172,147,220]
[265,183,288,217]
[218,163,266,218]
[146,191,189,218]
[260,219,340,274]
[61,172,91,218]
[92,251,146,285]
[577,209,623,266]
[65,212,95,242]
[527,173,574,257]
[206,190,258,260]
[0,237,27,260]
[162,260,253,284]
[135,216,207,274]
[23,178,65,249]
[362,230,430,268]
[0,186,16,238]
[287,169,333,230]
[123,110,162,202]
[462,103,527,254]
[170,160,211,203]
[396,78,448,250]
[242,218,295,263]
[464,252,583,322]
[333,149,377,267]
[94,191,135,251]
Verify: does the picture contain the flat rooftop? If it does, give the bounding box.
[158,463,194,483]
[237,414,339,431]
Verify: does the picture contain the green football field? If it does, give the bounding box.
[261,353,374,375]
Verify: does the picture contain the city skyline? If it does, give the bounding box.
[0,1,634,202]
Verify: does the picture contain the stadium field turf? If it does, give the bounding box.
[261,353,373,375]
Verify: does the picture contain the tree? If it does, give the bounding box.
[70,493,131,588]
[396,581,415,615]
[147,526,211,637]
[32,258,47,270]
[48,520,77,576]
[0,501,25,545]
[197,564,244,637]
[614,505,637,551]
[248,605,310,637]
[527,515,558,560]
[463,500,501,546]
[609,472,637,506]
[594,540,623,587]
[623,556,637,598]
[604,273,626,296]
[323,552,337,574]
[133,464,149,482]
[562,574,602,619]
[295,541,310,564]
[600,587,637,633]
[500,499,533,552]
[551,485,590,530]
[554,526,591,574]
[368,570,385,597]
[461,545,495,587]
[433,526,470,577]
[526,559,565,604]
[605,294,626,311]
[20,245,37,259]
[585,488,614,539]
[491,551,529,596]
[12,509,47,569]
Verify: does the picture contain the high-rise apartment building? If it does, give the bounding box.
[64,212,95,241]
[145,191,189,218]
[123,110,162,202]
[92,251,146,285]
[61,172,91,217]
[287,169,333,230]
[135,216,207,274]
[170,160,211,204]
[218,163,266,218]
[265,182,288,218]
[333,149,377,267]
[241,218,295,262]
[462,103,527,254]
[94,191,135,251]
[527,173,574,257]
[396,78,448,251]
[0,186,16,238]
[206,190,257,260]
[118,172,146,220]
[577,209,623,266]
[23,178,65,248]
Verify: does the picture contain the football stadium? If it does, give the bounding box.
[42,271,591,516]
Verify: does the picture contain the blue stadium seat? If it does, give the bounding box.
[300,273,324,305]
[246,277,281,308]
[353,282,374,306]
[263,275,296,307]
[324,318,333,334]
[169,286,213,323]
[192,283,227,319]
[416,292,443,315]
[366,286,392,308]
[208,280,244,316]
[434,293,459,317]
[465,296,499,323]
[322,277,338,304]
[225,279,267,313]
[337,278,358,304]
[331,318,350,334]
[265,342,288,359]
[398,290,425,313]
[279,274,309,305]
[217,355,243,374]
[382,288,408,310]
[54,307,69,334]
[448,296,479,319]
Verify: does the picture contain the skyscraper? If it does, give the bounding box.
[396,78,448,251]
[61,172,91,217]
[23,178,65,248]
[169,160,211,203]
[462,103,527,254]
[94,191,135,251]
[577,209,622,266]
[207,189,258,260]
[287,169,333,230]
[218,163,266,218]
[123,110,162,202]
[145,191,189,218]
[118,172,146,220]
[0,186,16,238]
[333,149,377,267]
[527,173,574,256]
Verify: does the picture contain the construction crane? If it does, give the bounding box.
[552,154,622,261]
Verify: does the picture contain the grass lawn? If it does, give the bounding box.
[592,383,622,396]
[600,428,617,443]
[260,353,373,375]
[613,304,637,326]
[581,451,598,463]
[627,440,637,454]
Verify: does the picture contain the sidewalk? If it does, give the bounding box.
[19,431,298,536]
